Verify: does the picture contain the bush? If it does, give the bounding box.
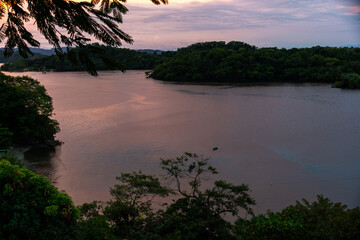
[0,72,60,146]
[0,160,79,240]
[333,73,360,89]
[235,195,360,240]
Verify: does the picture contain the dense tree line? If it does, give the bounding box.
[167,41,257,58]
[1,44,165,72]
[0,73,59,148]
[150,42,360,87]
[3,41,360,88]
[1,152,359,240]
[0,42,257,72]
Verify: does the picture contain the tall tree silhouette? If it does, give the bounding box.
[0,0,168,75]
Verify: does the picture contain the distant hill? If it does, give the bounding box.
[1,45,166,72]
[0,47,163,64]
[136,49,164,55]
[28,47,69,56]
[0,47,70,63]
[0,51,47,63]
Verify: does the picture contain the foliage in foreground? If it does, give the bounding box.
[0,151,22,166]
[78,153,255,240]
[235,195,360,240]
[1,153,359,239]
[77,153,360,240]
[0,72,59,147]
[0,159,79,240]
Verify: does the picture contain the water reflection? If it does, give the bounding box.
[5,70,360,213]
[23,146,62,181]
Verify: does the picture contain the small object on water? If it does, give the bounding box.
[213,146,219,151]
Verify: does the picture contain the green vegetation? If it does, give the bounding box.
[77,152,255,240]
[333,73,360,89]
[1,153,359,239]
[3,41,360,89]
[0,72,59,147]
[1,44,165,72]
[3,0,357,237]
[0,158,79,240]
[0,126,13,150]
[150,42,360,85]
[0,151,22,166]
[76,153,360,240]
[235,195,360,240]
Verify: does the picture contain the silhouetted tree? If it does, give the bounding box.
[0,0,168,75]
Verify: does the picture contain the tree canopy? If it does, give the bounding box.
[235,195,360,240]
[77,153,256,240]
[150,42,360,85]
[0,0,168,75]
[1,152,359,239]
[0,72,59,146]
[0,159,79,239]
[76,153,360,240]
[4,41,360,89]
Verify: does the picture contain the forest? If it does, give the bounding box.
[2,41,360,88]
[150,42,360,89]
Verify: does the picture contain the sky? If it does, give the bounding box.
[2,0,360,50]
[120,0,360,50]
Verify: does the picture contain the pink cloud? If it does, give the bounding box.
[0,0,359,50]
[349,6,360,14]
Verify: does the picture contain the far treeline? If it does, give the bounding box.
[150,42,360,88]
[1,44,165,72]
[2,41,360,88]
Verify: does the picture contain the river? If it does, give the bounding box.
[6,70,360,213]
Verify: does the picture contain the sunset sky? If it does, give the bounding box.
[2,0,360,50]
[119,0,360,50]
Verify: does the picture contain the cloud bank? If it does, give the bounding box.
[120,0,360,49]
[0,0,359,49]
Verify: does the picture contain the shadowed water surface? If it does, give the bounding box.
[7,70,360,213]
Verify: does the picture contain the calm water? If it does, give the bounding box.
[7,70,360,213]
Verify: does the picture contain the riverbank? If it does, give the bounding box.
[5,70,359,213]
[3,42,359,89]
